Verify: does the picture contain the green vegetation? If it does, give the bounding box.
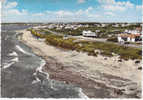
[45,34,80,50]
[28,29,142,60]
[28,29,46,38]
[107,37,118,42]
[49,28,82,36]
[79,41,142,60]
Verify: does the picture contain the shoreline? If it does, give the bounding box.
[15,29,89,98]
[17,29,142,98]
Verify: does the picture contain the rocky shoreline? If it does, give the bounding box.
[17,29,142,98]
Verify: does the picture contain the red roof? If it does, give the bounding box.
[119,34,141,38]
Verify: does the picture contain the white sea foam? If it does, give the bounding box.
[32,59,88,97]
[32,59,49,84]
[32,77,40,84]
[11,57,19,62]
[16,45,32,56]
[78,88,89,99]
[3,57,19,69]
[3,62,15,69]
[9,51,18,56]
[36,59,48,77]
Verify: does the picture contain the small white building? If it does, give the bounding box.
[82,30,97,37]
[117,36,125,43]
[118,34,141,43]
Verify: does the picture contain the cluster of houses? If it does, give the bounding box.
[43,23,137,30]
[82,27,142,43]
[32,23,142,43]
[93,23,135,27]
[118,27,142,43]
[46,24,89,30]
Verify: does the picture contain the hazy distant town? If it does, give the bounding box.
[28,22,142,46]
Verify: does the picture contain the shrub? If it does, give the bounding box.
[77,41,141,60]
[107,37,118,42]
[45,34,80,50]
[30,29,45,38]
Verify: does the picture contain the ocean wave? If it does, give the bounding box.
[3,62,15,69]
[78,88,89,99]
[8,51,18,56]
[16,45,33,56]
[11,57,19,62]
[3,57,19,69]
[32,59,48,84]
[32,58,89,98]
[36,59,48,77]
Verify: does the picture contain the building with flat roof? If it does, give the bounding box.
[82,30,97,37]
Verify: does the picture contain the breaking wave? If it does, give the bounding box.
[3,57,19,69]
[16,45,33,56]
[8,51,18,56]
[32,58,89,98]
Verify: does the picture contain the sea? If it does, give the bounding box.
[1,24,88,98]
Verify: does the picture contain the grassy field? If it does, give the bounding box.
[28,29,142,60]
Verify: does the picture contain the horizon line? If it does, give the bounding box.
[2,22,143,24]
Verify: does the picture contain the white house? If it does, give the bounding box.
[117,36,125,43]
[118,27,142,42]
[82,30,97,37]
[118,34,141,43]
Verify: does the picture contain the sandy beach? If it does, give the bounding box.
[17,29,142,98]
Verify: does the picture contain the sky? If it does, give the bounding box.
[1,0,143,23]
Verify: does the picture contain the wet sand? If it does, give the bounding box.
[18,29,142,98]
